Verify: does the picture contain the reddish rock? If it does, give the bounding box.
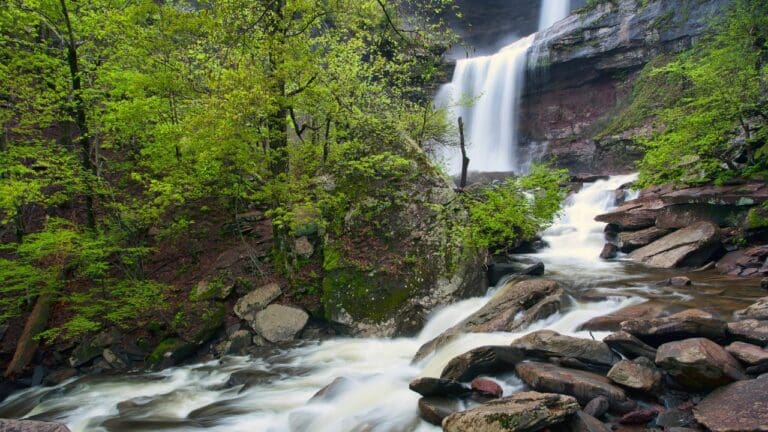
[628,222,721,269]
[471,378,503,398]
[726,319,768,345]
[694,374,768,432]
[579,302,669,332]
[725,341,768,365]
[618,409,659,425]
[655,338,746,390]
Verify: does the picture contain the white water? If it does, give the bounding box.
[538,0,571,31]
[0,177,645,431]
[435,35,535,174]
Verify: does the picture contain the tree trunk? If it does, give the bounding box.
[459,117,469,190]
[4,293,52,378]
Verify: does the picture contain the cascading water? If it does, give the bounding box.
[538,0,571,31]
[435,35,535,174]
[0,177,649,432]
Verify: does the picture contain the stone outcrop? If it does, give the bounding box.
[620,310,726,345]
[694,374,768,432]
[414,279,563,361]
[442,391,580,432]
[726,320,768,345]
[725,341,768,366]
[628,222,721,268]
[655,338,745,390]
[716,246,768,277]
[511,330,620,368]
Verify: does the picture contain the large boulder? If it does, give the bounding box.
[629,222,721,269]
[440,346,524,382]
[233,283,282,324]
[603,331,657,360]
[252,305,309,343]
[735,297,768,320]
[620,310,726,346]
[726,319,768,345]
[578,302,670,332]
[716,246,768,277]
[442,391,579,432]
[414,280,564,361]
[655,338,746,390]
[606,359,662,394]
[515,362,632,412]
[409,377,468,398]
[617,227,671,253]
[0,420,71,432]
[725,341,768,366]
[694,374,768,432]
[418,396,462,426]
[510,330,619,368]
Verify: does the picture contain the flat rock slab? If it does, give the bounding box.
[694,374,768,432]
[253,304,308,343]
[604,331,657,360]
[0,420,71,432]
[628,222,720,269]
[511,330,619,367]
[440,345,524,382]
[442,391,579,432]
[234,283,282,323]
[620,313,726,346]
[656,338,745,391]
[578,302,670,332]
[515,361,631,412]
[607,359,662,393]
[736,297,768,320]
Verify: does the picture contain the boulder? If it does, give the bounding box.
[618,409,659,425]
[442,391,579,432]
[215,329,253,356]
[726,319,768,345]
[511,330,619,368]
[583,396,610,419]
[618,227,671,253]
[655,338,746,391]
[725,341,768,366]
[600,244,618,259]
[408,377,468,398]
[595,202,656,231]
[253,305,309,343]
[559,411,612,432]
[0,420,71,432]
[606,359,662,394]
[604,331,657,360]
[308,377,351,402]
[735,297,768,320]
[578,302,669,332]
[487,261,545,286]
[414,279,564,361]
[440,346,524,382]
[620,311,726,346]
[515,362,632,412]
[233,283,282,324]
[471,378,503,398]
[418,396,461,426]
[716,246,768,277]
[694,374,768,432]
[629,222,721,268]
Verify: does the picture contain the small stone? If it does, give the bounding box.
[470,378,503,398]
[600,243,618,259]
[294,236,314,257]
[607,360,662,393]
[409,377,468,398]
[657,276,692,286]
[583,396,610,418]
[619,408,658,425]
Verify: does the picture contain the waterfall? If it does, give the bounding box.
[435,34,535,174]
[538,0,571,31]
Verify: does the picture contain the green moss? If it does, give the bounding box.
[322,244,343,271]
[322,266,415,323]
[747,208,768,229]
[147,337,195,367]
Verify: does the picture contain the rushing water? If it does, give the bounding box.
[538,0,571,31]
[0,176,762,431]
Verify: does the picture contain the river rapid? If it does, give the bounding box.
[0,175,762,432]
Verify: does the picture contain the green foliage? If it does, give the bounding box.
[462,165,569,252]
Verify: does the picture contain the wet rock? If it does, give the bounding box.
[726,319,768,345]
[595,202,657,231]
[583,396,610,419]
[600,243,618,259]
[735,297,768,320]
[604,331,657,360]
[42,368,77,386]
[715,246,768,277]
[215,330,253,356]
[618,408,659,425]
[607,359,662,394]
[725,341,768,365]
[628,222,721,269]
[618,227,671,253]
[102,348,127,369]
[620,311,727,346]
[657,276,692,287]
[226,369,277,389]
[471,378,503,398]
[515,362,632,412]
[233,283,282,324]
[408,377,468,398]
[656,408,697,429]
[418,396,461,426]
[253,304,308,343]
[579,302,670,332]
[694,374,768,432]
[559,411,612,432]
[511,330,619,369]
[442,391,579,432]
[440,345,524,382]
[655,338,746,391]
[487,261,545,286]
[414,279,564,361]
[309,377,351,402]
[0,420,71,432]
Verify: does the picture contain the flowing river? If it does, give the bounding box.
[1,174,762,432]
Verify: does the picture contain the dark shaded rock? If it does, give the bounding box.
[559,411,612,432]
[408,377,468,398]
[629,222,721,269]
[618,409,659,425]
[726,319,768,345]
[600,244,619,259]
[579,302,669,332]
[618,227,671,253]
[604,331,657,360]
[471,378,503,398]
[414,279,564,361]
[655,338,746,391]
[515,362,632,412]
[620,311,726,346]
[595,202,656,231]
[725,341,768,366]
[656,408,697,429]
[418,396,461,426]
[226,369,277,389]
[440,345,524,382]
[309,377,351,403]
[583,396,610,419]
[694,374,768,432]
[511,330,619,369]
[716,246,768,277]
[657,276,692,287]
[442,391,579,432]
[607,359,662,394]
[735,297,768,320]
[42,368,77,386]
[0,420,71,432]
[487,261,545,286]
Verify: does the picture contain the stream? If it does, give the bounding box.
[0,175,763,432]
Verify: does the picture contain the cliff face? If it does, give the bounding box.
[520,0,730,175]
